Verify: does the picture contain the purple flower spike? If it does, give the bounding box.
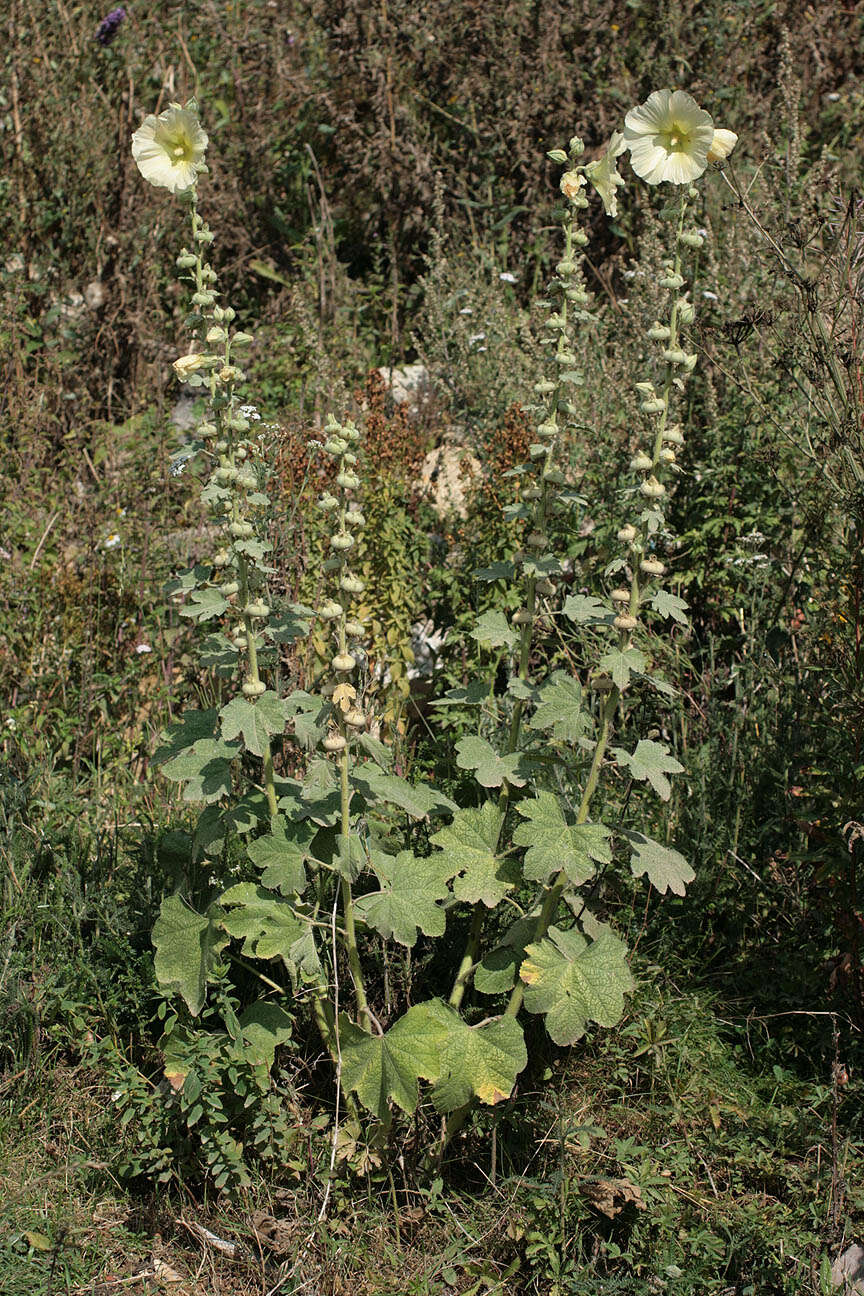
[95,7,126,46]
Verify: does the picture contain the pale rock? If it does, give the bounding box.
[833,1244,864,1293]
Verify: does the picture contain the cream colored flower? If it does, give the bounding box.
[173,352,208,380]
[707,128,738,164]
[623,89,714,186]
[132,105,208,194]
[584,131,627,216]
[560,170,586,200]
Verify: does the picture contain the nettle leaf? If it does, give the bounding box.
[164,564,210,597]
[612,739,684,801]
[475,916,537,994]
[352,764,455,818]
[598,646,647,691]
[430,803,518,907]
[471,610,516,651]
[238,1002,293,1068]
[152,893,227,1016]
[563,594,613,626]
[247,817,318,895]
[430,678,490,707]
[474,561,516,583]
[199,633,239,672]
[152,709,219,766]
[521,553,561,578]
[220,883,308,967]
[529,671,586,743]
[649,589,689,625]
[228,790,271,835]
[520,927,635,1046]
[267,604,315,643]
[426,1000,527,1113]
[193,804,226,858]
[455,736,529,789]
[160,736,241,803]
[623,830,694,896]
[338,1002,444,1123]
[507,677,539,702]
[220,691,288,758]
[178,586,228,622]
[514,791,611,885]
[284,690,328,749]
[356,731,392,769]
[354,850,453,947]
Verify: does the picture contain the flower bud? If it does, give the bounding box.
[640,477,666,499]
[537,422,557,438]
[237,472,257,490]
[534,380,555,394]
[176,251,198,268]
[555,351,577,366]
[647,322,671,341]
[332,652,356,673]
[522,486,542,501]
[683,353,698,371]
[568,136,585,156]
[659,447,676,464]
[659,273,685,290]
[547,148,568,163]
[678,300,696,325]
[232,331,254,345]
[343,452,357,466]
[640,558,665,576]
[212,550,231,567]
[206,325,227,344]
[707,128,738,164]
[228,415,250,432]
[573,230,588,247]
[197,421,217,439]
[348,511,366,529]
[216,466,238,484]
[556,260,577,277]
[630,452,653,472]
[191,291,215,307]
[233,634,247,649]
[242,678,266,698]
[663,427,685,446]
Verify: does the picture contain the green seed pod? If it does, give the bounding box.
[228,415,250,432]
[630,452,653,472]
[324,437,348,456]
[320,600,343,620]
[348,512,366,529]
[647,321,671,341]
[197,421,217,439]
[215,439,228,453]
[323,733,347,753]
[659,273,685,290]
[573,230,589,247]
[343,452,358,466]
[663,427,685,446]
[233,634,247,649]
[318,493,339,512]
[235,447,248,461]
[344,708,366,729]
[659,447,676,464]
[206,325,227,344]
[216,467,238,484]
[534,380,555,394]
[522,486,542,501]
[640,477,666,499]
[556,260,577,276]
[212,550,231,567]
[343,424,361,444]
[230,521,254,539]
[678,300,696,325]
[194,228,215,243]
[611,588,630,604]
[535,577,555,596]
[640,558,666,576]
[512,609,533,626]
[235,472,255,490]
[232,331,254,345]
[662,349,688,365]
[220,581,239,596]
[537,422,557,438]
[640,398,666,414]
[242,678,266,698]
[529,444,551,459]
[614,614,639,631]
[332,652,356,673]
[345,619,366,637]
[244,601,270,619]
[191,290,215,307]
[555,351,577,367]
[617,525,637,544]
[336,472,360,490]
[679,231,704,249]
[176,251,198,268]
[341,575,365,594]
[330,532,355,552]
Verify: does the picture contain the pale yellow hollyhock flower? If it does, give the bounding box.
[132,105,208,195]
[560,170,586,200]
[707,128,738,164]
[173,353,208,381]
[584,131,627,216]
[623,89,714,185]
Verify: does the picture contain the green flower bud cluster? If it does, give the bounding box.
[315,416,370,754]
[613,191,701,647]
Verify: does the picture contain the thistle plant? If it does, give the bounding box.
[133,90,733,1184]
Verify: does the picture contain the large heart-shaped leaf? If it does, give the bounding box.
[520,927,634,1046]
[152,893,227,1015]
[354,851,454,947]
[430,803,518,907]
[514,791,611,885]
